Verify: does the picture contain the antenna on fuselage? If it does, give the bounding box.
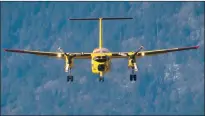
[68,17,133,49]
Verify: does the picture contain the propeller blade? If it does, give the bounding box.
[118,46,144,57]
[57,47,70,57]
[58,47,64,52]
[136,46,144,52]
[134,46,144,56]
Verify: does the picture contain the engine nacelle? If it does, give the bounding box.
[128,58,138,72]
[64,57,74,72]
[128,58,135,68]
[67,58,74,68]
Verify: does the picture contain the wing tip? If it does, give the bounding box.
[195,46,200,49]
[4,49,8,51]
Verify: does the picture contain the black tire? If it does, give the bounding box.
[67,76,70,82]
[99,77,104,82]
[70,76,74,82]
[133,75,137,81]
[130,75,133,81]
[67,76,73,82]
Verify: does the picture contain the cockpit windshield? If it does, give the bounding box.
[93,56,109,62]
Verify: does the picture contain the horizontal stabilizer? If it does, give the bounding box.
[69,17,133,21]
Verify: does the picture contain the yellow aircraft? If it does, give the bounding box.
[4,17,199,82]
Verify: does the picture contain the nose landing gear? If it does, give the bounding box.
[98,72,104,82]
[99,77,104,82]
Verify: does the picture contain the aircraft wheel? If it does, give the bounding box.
[130,74,137,81]
[130,75,133,81]
[133,74,137,81]
[67,76,74,82]
[99,77,104,82]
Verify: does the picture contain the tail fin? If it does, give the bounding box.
[99,18,103,48]
[69,17,133,49]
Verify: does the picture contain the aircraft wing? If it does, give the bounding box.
[4,49,91,59]
[111,45,199,58]
[136,46,199,57]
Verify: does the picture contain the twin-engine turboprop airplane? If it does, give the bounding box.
[4,17,199,82]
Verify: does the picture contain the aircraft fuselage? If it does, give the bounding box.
[91,48,111,76]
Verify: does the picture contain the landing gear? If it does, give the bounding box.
[99,77,104,82]
[98,72,104,82]
[130,67,137,81]
[67,68,74,82]
[126,46,144,82]
[60,47,75,82]
[67,75,73,82]
[130,74,137,81]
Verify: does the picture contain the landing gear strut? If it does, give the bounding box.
[99,72,104,82]
[130,67,138,82]
[128,46,143,82]
[58,47,75,82]
[67,68,73,82]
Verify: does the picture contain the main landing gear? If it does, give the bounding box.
[130,66,138,82]
[127,46,143,82]
[130,74,137,81]
[58,47,75,83]
[66,67,74,82]
[67,75,73,82]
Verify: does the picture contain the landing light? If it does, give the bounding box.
[141,52,145,56]
[57,53,62,58]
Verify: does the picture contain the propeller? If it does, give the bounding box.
[57,47,76,58]
[58,47,64,53]
[119,46,144,57]
[134,46,144,56]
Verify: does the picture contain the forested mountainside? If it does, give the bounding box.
[1,2,204,115]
